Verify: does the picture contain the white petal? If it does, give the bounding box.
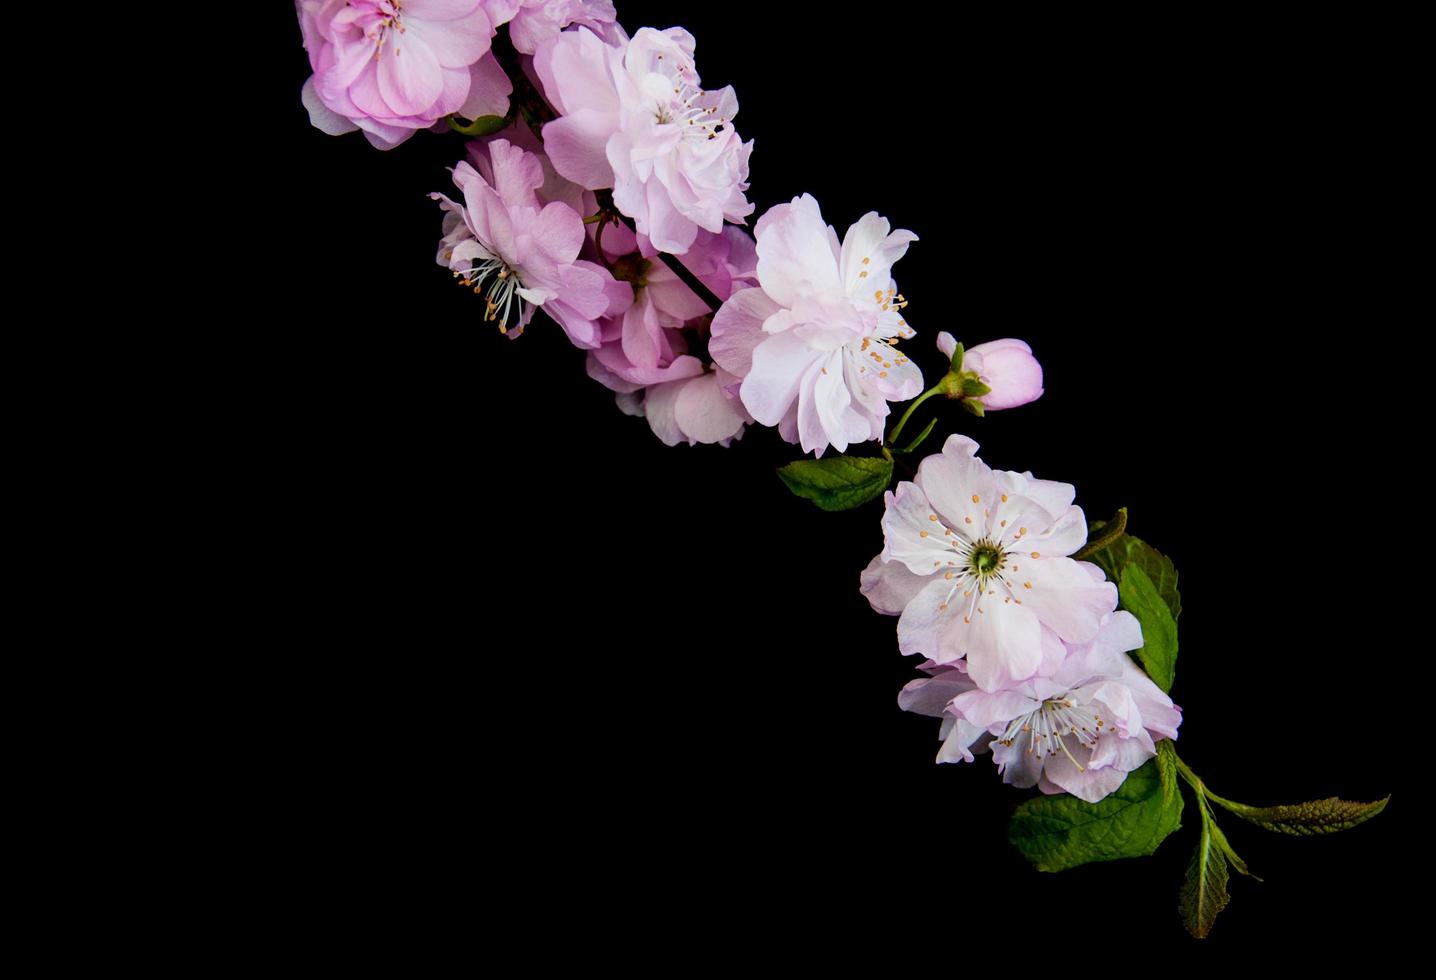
[753,194,844,308]
[963,595,1045,692]
[936,718,985,764]
[914,434,998,535]
[880,482,962,576]
[1017,557,1119,645]
[839,211,918,297]
[741,329,823,427]
[860,554,931,616]
[897,671,975,718]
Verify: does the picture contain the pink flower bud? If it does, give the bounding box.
[965,339,1043,410]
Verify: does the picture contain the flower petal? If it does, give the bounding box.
[377,31,444,116]
[740,329,823,426]
[859,554,930,616]
[672,372,749,444]
[754,194,843,308]
[1016,557,1118,645]
[914,434,997,535]
[541,109,619,190]
[880,482,961,576]
[710,286,781,379]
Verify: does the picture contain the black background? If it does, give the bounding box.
[260,2,1418,957]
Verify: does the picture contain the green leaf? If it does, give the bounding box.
[1156,740,1178,808]
[1207,795,1391,836]
[1008,761,1183,872]
[776,455,893,512]
[447,113,509,137]
[1118,564,1178,693]
[1086,534,1182,622]
[960,398,986,417]
[1073,507,1127,560]
[949,342,965,373]
[1208,818,1260,880]
[1179,806,1231,939]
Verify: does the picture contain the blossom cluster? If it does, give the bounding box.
[296,0,1175,801]
[863,434,1181,800]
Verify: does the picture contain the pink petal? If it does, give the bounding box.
[541,109,619,190]
[643,379,687,446]
[485,138,545,209]
[740,329,822,426]
[457,52,512,119]
[673,373,749,444]
[377,32,444,116]
[620,297,663,369]
[530,201,586,265]
[859,554,930,616]
[710,287,780,379]
[301,75,359,135]
[405,6,494,67]
[532,26,620,117]
[643,177,699,255]
[754,194,844,308]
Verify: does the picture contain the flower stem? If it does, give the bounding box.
[609,212,725,313]
[885,385,943,449]
[1174,753,1205,795]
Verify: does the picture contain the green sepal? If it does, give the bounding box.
[960,375,992,398]
[447,113,509,137]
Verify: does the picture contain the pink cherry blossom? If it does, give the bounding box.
[640,368,753,447]
[431,138,621,346]
[298,0,510,150]
[584,222,754,383]
[860,434,1118,692]
[484,0,622,54]
[945,612,1182,803]
[585,225,757,445]
[709,194,923,456]
[533,26,755,255]
[936,333,1044,411]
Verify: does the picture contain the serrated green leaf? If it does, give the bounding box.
[1118,564,1178,692]
[1157,740,1178,807]
[1208,794,1390,836]
[1074,507,1127,560]
[1179,807,1231,939]
[1086,534,1182,622]
[776,455,893,512]
[1008,761,1183,872]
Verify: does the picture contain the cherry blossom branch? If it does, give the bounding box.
[296,3,1390,941]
